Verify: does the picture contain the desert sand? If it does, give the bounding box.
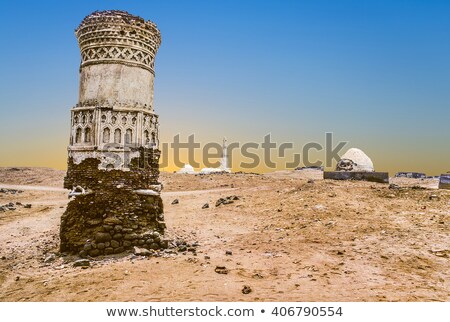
[0,167,448,302]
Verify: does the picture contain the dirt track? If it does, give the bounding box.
[0,167,448,301]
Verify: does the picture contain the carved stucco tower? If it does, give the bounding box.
[61,11,166,257]
[69,10,161,167]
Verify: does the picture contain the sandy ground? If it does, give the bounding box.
[0,167,448,302]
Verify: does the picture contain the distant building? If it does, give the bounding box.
[395,172,426,179]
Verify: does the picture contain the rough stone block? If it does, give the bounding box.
[95,232,111,243]
[104,247,114,255]
[113,247,125,254]
[89,249,100,257]
[324,171,389,183]
[439,174,450,189]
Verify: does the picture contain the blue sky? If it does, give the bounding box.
[0,0,449,173]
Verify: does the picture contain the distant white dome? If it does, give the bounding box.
[177,164,196,174]
[336,148,374,172]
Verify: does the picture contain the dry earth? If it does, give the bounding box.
[0,167,448,302]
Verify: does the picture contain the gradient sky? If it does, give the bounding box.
[0,0,449,174]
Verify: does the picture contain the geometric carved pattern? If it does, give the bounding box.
[76,10,161,74]
[81,46,155,72]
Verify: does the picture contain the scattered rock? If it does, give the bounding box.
[44,253,57,263]
[429,249,448,258]
[3,202,16,210]
[242,285,252,294]
[225,250,233,256]
[429,194,440,200]
[389,184,401,190]
[202,203,209,209]
[215,266,229,274]
[133,246,152,256]
[216,196,239,207]
[171,199,179,205]
[23,204,32,208]
[73,259,90,267]
[0,188,23,194]
[15,276,20,281]
[307,179,314,184]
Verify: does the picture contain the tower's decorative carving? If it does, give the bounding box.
[60,11,166,257]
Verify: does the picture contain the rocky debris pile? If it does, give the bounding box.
[170,238,199,254]
[336,148,374,172]
[233,171,261,175]
[61,233,200,261]
[388,184,431,191]
[0,188,24,194]
[76,227,168,258]
[0,202,32,212]
[199,168,230,175]
[215,195,240,207]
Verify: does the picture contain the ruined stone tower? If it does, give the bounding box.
[60,10,166,257]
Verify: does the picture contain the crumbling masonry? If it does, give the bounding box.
[60,11,166,257]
